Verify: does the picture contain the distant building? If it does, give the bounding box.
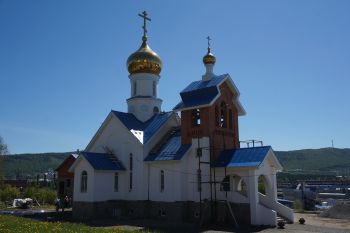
[55,154,78,198]
[68,11,293,226]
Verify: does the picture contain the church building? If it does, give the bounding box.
[69,11,294,226]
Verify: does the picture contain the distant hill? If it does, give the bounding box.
[275,148,350,174]
[2,148,350,178]
[3,152,71,179]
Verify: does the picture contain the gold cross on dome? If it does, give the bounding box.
[138,11,151,40]
[206,36,212,53]
[206,36,211,49]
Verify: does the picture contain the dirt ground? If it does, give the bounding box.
[294,212,350,230]
[7,209,348,233]
[90,212,350,233]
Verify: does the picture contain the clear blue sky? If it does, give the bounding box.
[1,0,349,154]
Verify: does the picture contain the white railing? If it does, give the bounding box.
[259,193,294,223]
[257,203,277,226]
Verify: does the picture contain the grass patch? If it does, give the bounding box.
[0,215,148,233]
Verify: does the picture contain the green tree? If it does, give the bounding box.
[0,136,8,155]
[0,136,9,182]
[0,185,20,202]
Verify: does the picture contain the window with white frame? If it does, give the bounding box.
[81,171,87,193]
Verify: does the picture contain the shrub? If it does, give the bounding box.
[258,182,266,195]
[11,186,57,205]
[0,185,20,202]
[293,199,304,212]
[42,188,56,204]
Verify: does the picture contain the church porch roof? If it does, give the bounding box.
[214,146,273,168]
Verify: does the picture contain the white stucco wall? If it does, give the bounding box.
[87,115,145,200]
[184,137,211,202]
[127,97,162,122]
[148,161,184,202]
[92,170,128,201]
[129,73,160,97]
[82,112,181,202]
[127,73,162,122]
[73,158,95,202]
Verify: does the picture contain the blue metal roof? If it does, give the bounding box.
[173,75,227,110]
[112,111,173,144]
[181,75,226,93]
[81,152,126,171]
[145,128,191,161]
[214,146,271,168]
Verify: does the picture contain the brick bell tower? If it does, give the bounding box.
[173,37,246,161]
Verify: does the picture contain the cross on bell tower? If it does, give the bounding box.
[206,36,212,53]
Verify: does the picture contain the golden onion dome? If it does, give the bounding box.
[203,48,216,65]
[127,40,162,75]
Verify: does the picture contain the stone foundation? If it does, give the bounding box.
[73,200,250,225]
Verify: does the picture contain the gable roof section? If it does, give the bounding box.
[112,111,173,144]
[214,146,272,168]
[173,74,245,115]
[173,75,226,111]
[81,152,126,171]
[145,128,191,162]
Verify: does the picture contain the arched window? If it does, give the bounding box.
[220,175,231,192]
[153,106,159,113]
[238,179,247,196]
[129,153,133,191]
[220,101,227,128]
[81,171,87,193]
[114,172,119,192]
[228,109,233,129]
[160,170,164,192]
[191,109,201,127]
[258,175,269,195]
[153,81,156,96]
[215,106,220,126]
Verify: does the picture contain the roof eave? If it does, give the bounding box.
[258,147,283,171]
[85,112,114,151]
[68,155,84,173]
[94,169,126,172]
[224,74,246,116]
